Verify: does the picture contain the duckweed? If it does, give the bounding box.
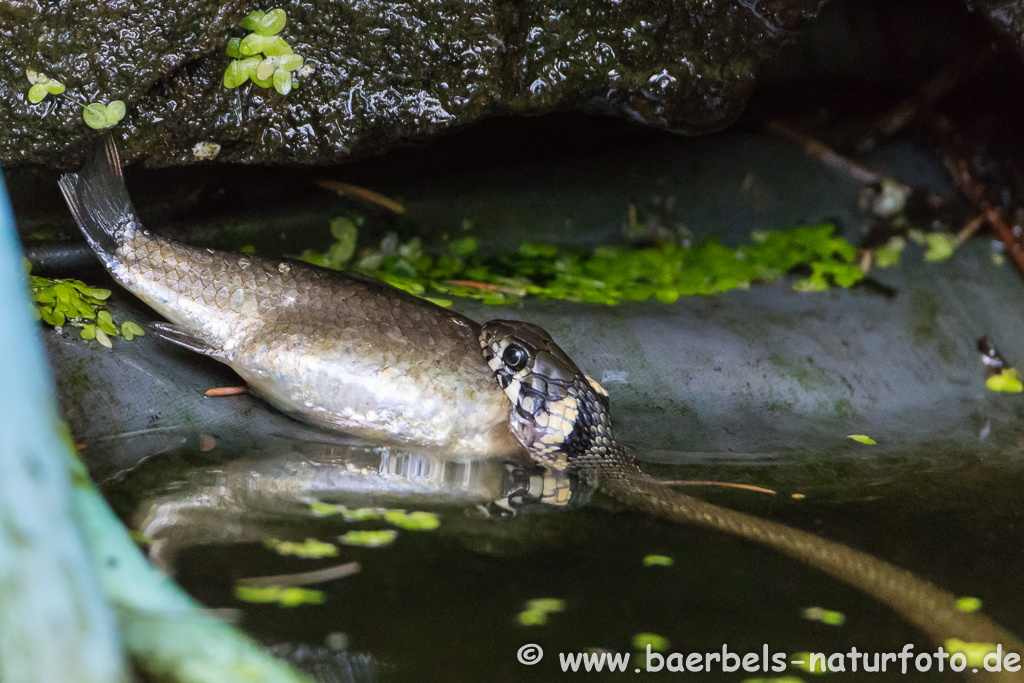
[642,554,674,567]
[987,369,1023,393]
[224,8,304,95]
[801,606,846,626]
[339,530,398,547]
[955,596,982,612]
[383,510,441,531]
[29,268,144,347]
[264,538,338,558]
[847,434,877,445]
[944,639,998,667]
[632,633,669,652]
[303,223,867,307]
[517,598,565,626]
[235,585,325,606]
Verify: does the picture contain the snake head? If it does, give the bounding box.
[479,319,613,464]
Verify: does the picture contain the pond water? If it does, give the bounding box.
[19,111,1024,683]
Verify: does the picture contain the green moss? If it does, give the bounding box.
[302,223,867,307]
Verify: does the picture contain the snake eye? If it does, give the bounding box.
[502,344,528,371]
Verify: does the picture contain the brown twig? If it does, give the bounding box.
[932,119,1024,278]
[767,120,886,186]
[317,180,405,214]
[658,480,777,495]
[444,280,527,296]
[237,561,361,588]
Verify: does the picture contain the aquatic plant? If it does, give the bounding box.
[517,598,565,626]
[338,530,398,547]
[301,222,867,307]
[28,266,144,346]
[223,9,305,95]
[25,68,125,129]
[264,537,338,558]
[641,554,674,567]
[235,585,325,607]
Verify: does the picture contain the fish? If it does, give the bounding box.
[58,136,520,459]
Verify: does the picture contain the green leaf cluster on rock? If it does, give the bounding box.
[25,68,124,129]
[301,222,867,307]
[224,9,305,95]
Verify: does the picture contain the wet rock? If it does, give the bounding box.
[0,0,825,168]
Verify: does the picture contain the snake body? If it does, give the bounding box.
[479,319,1024,673]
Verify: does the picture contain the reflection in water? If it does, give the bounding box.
[112,436,588,570]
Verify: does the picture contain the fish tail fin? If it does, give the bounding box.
[58,134,140,259]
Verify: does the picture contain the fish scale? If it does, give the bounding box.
[59,135,520,458]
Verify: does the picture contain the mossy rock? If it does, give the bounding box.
[0,0,828,168]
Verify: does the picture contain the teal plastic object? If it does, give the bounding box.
[0,173,127,681]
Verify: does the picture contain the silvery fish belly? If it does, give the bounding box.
[58,136,518,458]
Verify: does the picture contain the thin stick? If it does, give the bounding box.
[444,280,527,296]
[767,120,885,186]
[237,561,361,588]
[933,119,1024,278]
[317,180,405,214]
[658,480,778,495]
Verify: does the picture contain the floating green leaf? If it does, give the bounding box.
[45,80,65,95]
[955,596,982,613]
[383,510,440,531]
[339,530,398,547]
[987,370,1023,393]
[801,606,846,626]
[944,639,997,667]
[632,633,668,651]
[642,554,674,567]
[235,585,325,607]
[526,598,565,613]
[517,610,548,626]
[264,538,338,558]
[847,434,876,445]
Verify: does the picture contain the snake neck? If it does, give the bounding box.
[580,447,1024,664]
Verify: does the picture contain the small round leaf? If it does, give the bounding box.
[46,79,65,95]
[239,33,269,56]
[28,83,49,104]
[105,100,126,124]
[254,8,287,36]
[273,68,292,95]
[256,57,277,81]
[238,10,264,30]
[226,37,242,59]
[278,53,303,72]
[83,103,109,129]
[262,37,293,56]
